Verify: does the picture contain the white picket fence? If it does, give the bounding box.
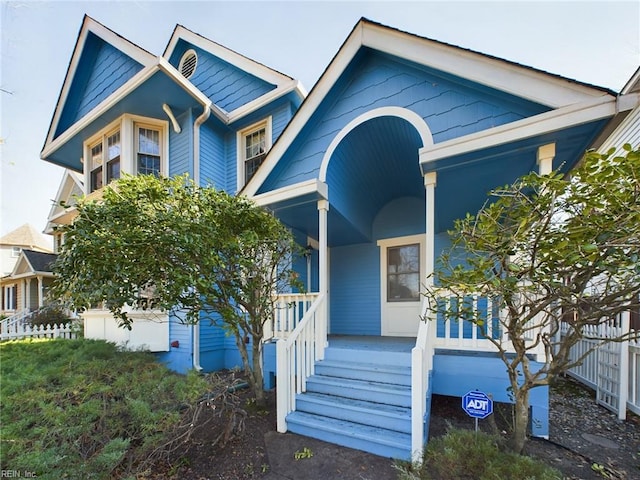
[0,322,78,341]
[562,311,640,419]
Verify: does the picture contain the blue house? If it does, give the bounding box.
[41,16,637,460]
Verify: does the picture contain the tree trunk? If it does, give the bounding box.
[251,336,265,405]
[511,388,530,454]
[234,332,265,404]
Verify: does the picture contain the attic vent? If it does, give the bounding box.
[179,49,198,79]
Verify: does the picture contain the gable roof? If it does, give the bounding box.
[243,18,622,197]
[7,250,58,279]
[162,25,306,123]
[21,250,57,273]
[42,15,156,155]
[41,17,306,171]
[0,224,52,252]
[41,16,216,170]
[45,170,84,234]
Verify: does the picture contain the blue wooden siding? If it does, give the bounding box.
[168,40,275,112]
[156,315,193,373]
[56,33,143,137]
[199,123,227,189]
[169,109,194,176]
[330,197,425,334]
[432,352,549,438]
[198,312,227,371]
[224,102,294,192]
[330,242,380,335]
[328,198,454,335]
[258,50,549,193]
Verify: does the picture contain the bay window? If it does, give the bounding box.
[85,115,167,193]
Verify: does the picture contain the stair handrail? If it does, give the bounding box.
[276,292,327,433]
[411,296,435,462]
[1,308,31,334]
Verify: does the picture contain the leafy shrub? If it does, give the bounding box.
[28,305,73,327]
[0,339,207,479]
[396,428,561,480]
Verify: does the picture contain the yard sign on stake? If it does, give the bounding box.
[462,390,493,432]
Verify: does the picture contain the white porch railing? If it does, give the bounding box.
[411,298,435,462]
[0,322,78,341]
[0,309,31,335]
[276,293,327,433]
[562,311,640,419]
[265,293,320,340]
[430,290,548,360]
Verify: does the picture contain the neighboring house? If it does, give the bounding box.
[0,224,53,315]
[44,170,84,253]
[40,16,638,460]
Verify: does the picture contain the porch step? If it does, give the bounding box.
[286,341,413,459]
[295,392,412,433]
[305,374,412,407]
[286,411,411,460]
[314,359,411,386]
[323,342,412,367]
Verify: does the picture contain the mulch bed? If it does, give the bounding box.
[150,372,639,480]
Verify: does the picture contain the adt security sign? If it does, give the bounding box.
[462,390,493,419]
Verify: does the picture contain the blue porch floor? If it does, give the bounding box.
[327,335,415,352]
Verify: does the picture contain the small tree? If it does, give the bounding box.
[50,174,302,403]
[424,145,640,453]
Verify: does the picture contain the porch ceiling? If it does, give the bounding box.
[431,118,609,231]
[266,116,609,246]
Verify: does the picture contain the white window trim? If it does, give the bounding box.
[3,284,17,311]
[236,116,272,192]
[83,115,169,194]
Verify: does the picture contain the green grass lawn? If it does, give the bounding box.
[0,339,207,480]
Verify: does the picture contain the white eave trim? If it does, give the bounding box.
[42,58,219,161]
[361,22,608,108]
[228,80,306,124]
[420,94,623,166]
[250,179,328,207]
[44,16,157,155]
[242,20,612,197]
[164,26,295,87]
[241,27,361,197]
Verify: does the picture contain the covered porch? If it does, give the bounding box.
[254,108,601,460]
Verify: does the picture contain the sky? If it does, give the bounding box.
[1,0,639,243]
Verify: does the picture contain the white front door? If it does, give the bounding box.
[378,234,425,336]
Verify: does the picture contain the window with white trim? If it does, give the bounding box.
[11,247,21,258]
[237,118,272,189]
[89,129,120,192]
[3,284,17,311]
[84,116,167,193]
[136,125,161,177]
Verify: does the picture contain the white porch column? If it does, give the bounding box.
[424,172,437,287]
[318,199,329,351]
[318,199,329,294]
[37,276,44,307]
[537,143,556,175]
[24,279,33,310]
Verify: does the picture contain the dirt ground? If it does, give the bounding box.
[150,373,639,480]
